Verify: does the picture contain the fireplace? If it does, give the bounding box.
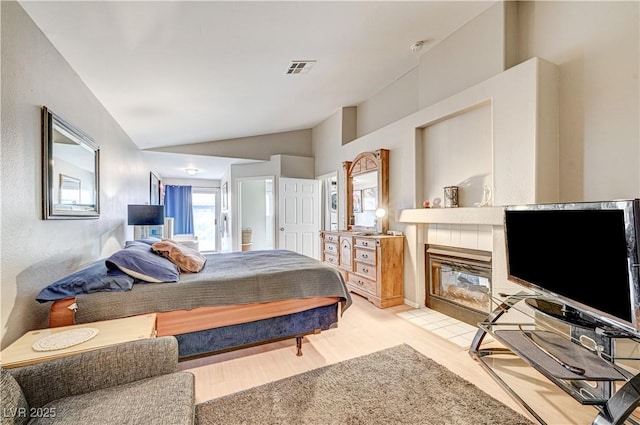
[425,245,492,326]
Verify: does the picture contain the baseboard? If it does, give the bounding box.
[403,299,420,309]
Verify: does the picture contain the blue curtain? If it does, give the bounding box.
[164,185,194,234]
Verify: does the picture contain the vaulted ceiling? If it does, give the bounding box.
[20,1,495,178]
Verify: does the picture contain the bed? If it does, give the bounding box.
[43,249,352,359]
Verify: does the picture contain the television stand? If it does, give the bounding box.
[469,292,640,425]
[525,298,639,341]
[524,298,600,330]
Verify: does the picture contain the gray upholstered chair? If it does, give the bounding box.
[1,336,194,425]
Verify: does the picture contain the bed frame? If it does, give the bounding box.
[175,303,339,359]
[49,298,342,359]
[46,250,350,359]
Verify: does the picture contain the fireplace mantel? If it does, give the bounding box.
[398,207,504,226]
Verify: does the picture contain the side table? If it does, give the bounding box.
[0,314,156,368]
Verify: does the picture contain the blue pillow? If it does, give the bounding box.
[36,260,134,303]
[106,241,179,283]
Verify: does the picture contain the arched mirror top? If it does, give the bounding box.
[348,151,381,176]
[343,148,389,234]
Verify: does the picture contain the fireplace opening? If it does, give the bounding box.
[425,245,492,326]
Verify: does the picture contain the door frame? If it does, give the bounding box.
[235,175,276,252]
[317,171,339,232]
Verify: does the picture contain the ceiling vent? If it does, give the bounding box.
[285,60,316,75]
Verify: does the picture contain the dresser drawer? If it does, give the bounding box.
[355,261,377,280]
[324,241,338,255]
[348,274,377,295]
[354,248,375,265]
[354,237,377,249]
[324,253,338,266]
[324,233,340,243]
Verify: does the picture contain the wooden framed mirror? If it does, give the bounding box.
[42,106,100,219]
[343,149,389,234]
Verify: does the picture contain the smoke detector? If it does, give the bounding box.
[285,60,316,75]
[410,41,425,52]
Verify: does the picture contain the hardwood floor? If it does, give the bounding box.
[179,294,607,424]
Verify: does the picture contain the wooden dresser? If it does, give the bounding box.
[321,231,404,308]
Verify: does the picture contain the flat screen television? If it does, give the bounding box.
[504,199,640,336]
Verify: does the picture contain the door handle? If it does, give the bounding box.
[280,227,285,231]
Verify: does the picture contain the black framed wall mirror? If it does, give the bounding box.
[42,106,100,219]
[343,149,389,234]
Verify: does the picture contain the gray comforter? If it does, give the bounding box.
[74,250,352,324]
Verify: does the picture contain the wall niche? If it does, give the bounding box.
[419,101,492,209]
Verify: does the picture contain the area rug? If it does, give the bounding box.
[195,344,534,425]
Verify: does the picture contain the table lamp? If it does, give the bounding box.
[128,205,165,239]
[375,208,386,234]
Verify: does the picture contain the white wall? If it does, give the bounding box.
[1,2,151,348]
[337,1,638,204]
[517,1,639,201]
[354,2,512,140]
[356,68,420,137]
[228,159,277,250]
[420,102,493,207]
[312,1,638,306]
[418,1,511,109]
[312,112,345,177]
[162,178,219,188]
[278,155,315,180]
[313,1,511,178]
[239,179,270,250]
[151,129,313,162]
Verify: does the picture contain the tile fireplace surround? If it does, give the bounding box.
[398,207,526,318]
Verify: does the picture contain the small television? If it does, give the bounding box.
[504,199,640,336]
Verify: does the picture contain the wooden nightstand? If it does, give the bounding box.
[0,314,156,369]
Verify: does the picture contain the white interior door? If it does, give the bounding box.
[278,177,320,259]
